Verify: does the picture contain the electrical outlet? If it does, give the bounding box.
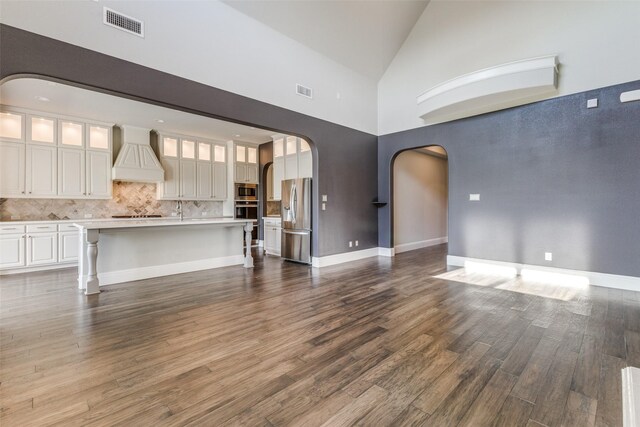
[587,98,598,109]
[469,194,480,201]
[171,212,177,217]
[355,240,359,247]
[545,252,553,261]
[322,203,326,211]
[349,241,353,248]
[201,211,208,216]
[322,195,328,202]
[84,213,93,218]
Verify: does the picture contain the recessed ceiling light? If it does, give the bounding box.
[235,134,241,137]
[35,96,50,102]
[156,119,165,123]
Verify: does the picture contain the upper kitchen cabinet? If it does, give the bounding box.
[156,132,228,201]
[270,136,313,201]
[58,120,84,148]
[234,143,259,184]
[87,124,111,151]
[0,141,26,196]
[27,115,56,145]
[0,111,25,142]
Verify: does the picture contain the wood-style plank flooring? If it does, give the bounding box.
[1,244,636,426]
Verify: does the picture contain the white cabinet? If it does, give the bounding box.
[0,141,26,196]
[58,231,79,263]
[234,143,259,184]
[180,160,197,199]
[26,145,57,197]
[270,136,311,201]
[86,150,112,198]
[263,218,281,256]
[0,234,26,268]
[26,232,58,266]
[58,148,85,197]
[213,162,227,200]
[157,134,227,201]
[0,108,112,200]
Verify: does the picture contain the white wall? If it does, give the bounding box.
[393,150,448,251]
[0,0,377,135]
[378,1,640,135]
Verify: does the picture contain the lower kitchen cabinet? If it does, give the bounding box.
[0,234,26,268]
[27,232,58,266]
[58,231,79,263]
[263,218,281,256]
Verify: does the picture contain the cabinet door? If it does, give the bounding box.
[27,233,58,266]
[180,160,197,199]
[158,157,179,199]
[235,163,247,183]
[58,148,85,197]
[0,141,26,197]
[86,150,112,198]
[26,145,57,197]
[0,234,26,268]
[284,154,298,180]
[58,231,79,263]
[197,162,212,199]
[272,157,284,201]
[264,225,275,253]
[275,227,282,255]
[213,162,227,200]
[247,165,258,184]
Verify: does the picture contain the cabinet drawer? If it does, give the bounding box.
[58,223,78,232]
[26,224,57,233]
[0,225,25,234]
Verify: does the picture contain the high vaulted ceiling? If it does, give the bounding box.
[222,0,429,80]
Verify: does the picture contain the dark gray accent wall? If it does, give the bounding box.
[0,24,379,257]
[379,80,640,277]
[259,141,273,241]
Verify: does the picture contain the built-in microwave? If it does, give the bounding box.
[235,183,258,201]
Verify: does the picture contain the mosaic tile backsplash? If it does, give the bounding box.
[0,182,224,221]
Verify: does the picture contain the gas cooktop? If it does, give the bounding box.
[111,215,162,219]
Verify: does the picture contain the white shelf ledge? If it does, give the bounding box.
[417,55,559,124]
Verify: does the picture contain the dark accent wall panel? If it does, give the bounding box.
[379,80,640,277]
[0,24,379,257]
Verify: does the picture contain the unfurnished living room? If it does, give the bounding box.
[1,1,640,426]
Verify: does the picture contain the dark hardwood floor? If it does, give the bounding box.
[0,244,636,426]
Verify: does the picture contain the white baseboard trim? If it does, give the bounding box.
[312,247,399,268]
[623,367,640,427]
[98,255,245,286]
[395,237,448,254]
[447,255,640,291]
[0,262,76,275]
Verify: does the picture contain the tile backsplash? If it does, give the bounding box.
[266,201,281,217]
[0,182,224,221]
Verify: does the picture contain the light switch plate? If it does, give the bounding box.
[322,195,328,202]
[322,203,326,211]
[587,98,598,109]
[545,252,553,261]
[469,194,480,201]
[84,213,93,218]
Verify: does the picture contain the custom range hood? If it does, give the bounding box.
[112,125,164,183]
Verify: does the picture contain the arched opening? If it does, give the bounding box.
[391,145,448,253]
[0,76,318,264]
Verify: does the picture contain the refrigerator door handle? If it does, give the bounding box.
[282,230,309,236]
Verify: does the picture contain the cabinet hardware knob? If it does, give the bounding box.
[21,191,25,194]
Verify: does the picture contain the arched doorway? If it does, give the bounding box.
[391,145,448,253]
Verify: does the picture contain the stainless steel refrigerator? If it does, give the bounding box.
[281,178,312,264]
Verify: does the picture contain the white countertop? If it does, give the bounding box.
[0,216,234,226]
[73,218,250,230]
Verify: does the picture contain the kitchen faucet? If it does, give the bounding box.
[176,200,183,220]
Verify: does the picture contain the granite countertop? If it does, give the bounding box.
[0,216,234,226]
[73,218,250,230]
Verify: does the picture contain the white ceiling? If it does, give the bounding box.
[222,0,429,80]
[0,78,276,144]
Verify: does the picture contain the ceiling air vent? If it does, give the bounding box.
[103,7,144,37]
[296,84,313,99]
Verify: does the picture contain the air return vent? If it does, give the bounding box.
[103,7,144,37]
[296,84,313,99]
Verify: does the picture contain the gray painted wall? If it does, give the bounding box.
[379,80,640,277]
[0,24,379,258]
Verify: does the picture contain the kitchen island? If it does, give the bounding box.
[73,218,253,295]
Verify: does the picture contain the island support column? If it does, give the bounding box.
[81,229,100,295]
[244,222,254,268]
